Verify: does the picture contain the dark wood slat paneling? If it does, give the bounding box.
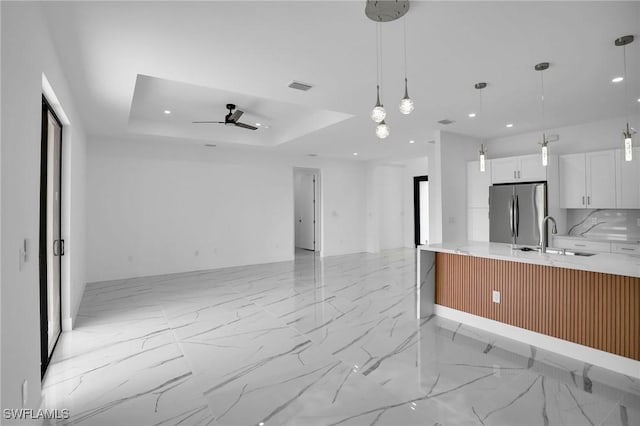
[435,253,640,360]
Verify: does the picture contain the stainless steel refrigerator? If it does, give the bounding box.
[489,182,547,246]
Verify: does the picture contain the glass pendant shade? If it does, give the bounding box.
[479,144,487,172]
[541,137,549,167]
[625,137,633,161]
[399,78,414,114]
[371,85,386,123]
[376,120,390,139]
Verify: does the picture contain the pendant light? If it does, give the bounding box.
[615,35,636,161]
[474,82,488,172]
[398,17,414,114]
[371,23,386,124]
[535,62,550,167]
[376,120,390,139]
[479,144,487,172]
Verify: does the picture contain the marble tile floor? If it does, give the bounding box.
[41,248,639,426]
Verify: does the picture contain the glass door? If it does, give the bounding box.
[40,97,63,378]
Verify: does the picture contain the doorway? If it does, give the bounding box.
[40,97,63,378]
[414,176,429,246]
[293,168,321,253]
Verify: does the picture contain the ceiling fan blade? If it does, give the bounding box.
[192,121,225,124]
[234,122,258,131]
[229,110,244,122]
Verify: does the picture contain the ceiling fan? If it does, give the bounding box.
[192,103,258,130]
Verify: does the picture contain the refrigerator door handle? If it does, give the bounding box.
[509,196,514,237]
[514,195,520,237]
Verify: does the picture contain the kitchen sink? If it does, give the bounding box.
[517,247,596,257]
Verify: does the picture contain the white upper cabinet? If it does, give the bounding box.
[467,160,491,208]
[490,157,519,183]
[616,148,640,208]
[587,150,616,208]
[491,154,546,183]
[559,150,616,208]
[518,154,548,181]
[559,154,586,208]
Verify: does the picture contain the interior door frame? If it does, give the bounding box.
[293,167,322,254]
[413,175,429,246]
[40,96,63,379]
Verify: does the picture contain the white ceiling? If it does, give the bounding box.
[41,1,640,161]
[129,75,353,146]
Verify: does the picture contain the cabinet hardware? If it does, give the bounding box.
[513,171,516,179]
[517,170,521,179]
[574,244,586,247]
[621,247,634,251]
[587,196,591,205]
[582,196,585,205]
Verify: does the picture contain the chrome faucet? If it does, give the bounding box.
[540,216,557,253]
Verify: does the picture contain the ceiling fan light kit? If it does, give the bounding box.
[192,103,258,131]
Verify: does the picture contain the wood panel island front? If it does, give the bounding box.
[417,241,640,377]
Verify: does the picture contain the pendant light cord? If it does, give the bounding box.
[623,44,630,126]
[379,23,383,98]
[375,23,380,87]
[403,16,408,80]
[540,70,546,136]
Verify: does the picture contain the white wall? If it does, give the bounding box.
[439,131,484,243]
[487,115,640,158]
[1,2,88,414]
[87,137,367,282]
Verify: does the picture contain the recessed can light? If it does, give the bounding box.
[468,113,476,118]
[637,98,640,102]
[506,123,513,128]
[255,123,262,127]
[612,76,624,83]
[409,140,415,144]
[353,152,358,156]
[163,110,171,114]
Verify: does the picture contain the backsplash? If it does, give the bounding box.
[567,209,640,241]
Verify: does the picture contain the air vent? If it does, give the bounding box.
[437,119,455,125]
[288,80,313,91]
[204,144,217,148]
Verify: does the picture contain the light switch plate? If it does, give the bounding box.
[492,290,501,304]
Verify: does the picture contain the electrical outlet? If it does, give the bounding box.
[22,380,28,407]
[492,290,501,304]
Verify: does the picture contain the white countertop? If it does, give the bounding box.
[418,241,640,278]
[553,235,640,244]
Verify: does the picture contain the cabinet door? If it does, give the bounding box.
[467,160,491,208]
[468,208,489,241]
[491,158,519,183]
[616,148,640,208]
[519,154,547,181]
[559,153,586,208]
[586,150,616,208]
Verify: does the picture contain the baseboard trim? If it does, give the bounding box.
[62,316,73,332]
[435,304,640,379]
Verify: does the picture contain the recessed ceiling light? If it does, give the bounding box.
[637,98,640,102]
[163,110,172,114]
[255,123,262,127]
[612,76,624,83]
[506,123,514,128]
[353,152,358,156]
[409,140,415,144]
[468,113,476,118]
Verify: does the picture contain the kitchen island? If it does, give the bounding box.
[417,241,640,377]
